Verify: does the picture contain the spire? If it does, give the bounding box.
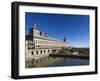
[63,37,66,42]
[32,23,37,29]
[32,23,39,30]
[33,23,36,27]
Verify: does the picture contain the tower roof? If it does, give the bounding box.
[32,23,39,30]
[33,23,36,27]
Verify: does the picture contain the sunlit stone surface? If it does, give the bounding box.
[25,24,67,61]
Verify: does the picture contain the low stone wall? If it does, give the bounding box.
[49,54,89,59]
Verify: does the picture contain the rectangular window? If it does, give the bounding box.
[36,51,38,55]
[44,50,46,53]
[48,50,49,53]
[40,50,42,54]
[31,51,34,55]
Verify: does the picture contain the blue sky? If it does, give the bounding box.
[25,12,89,48]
